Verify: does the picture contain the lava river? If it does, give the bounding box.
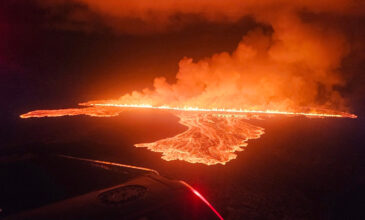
[21,107,267,165]
[135,113,264,165]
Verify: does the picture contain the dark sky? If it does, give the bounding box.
[0,1,258,115]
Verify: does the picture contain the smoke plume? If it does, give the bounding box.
[38,0,364,112]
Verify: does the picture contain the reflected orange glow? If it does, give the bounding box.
[180,181,224,220]
[58,154,159,175]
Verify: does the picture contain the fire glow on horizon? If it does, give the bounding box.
[20,103,358,119]
[84,103,358,118]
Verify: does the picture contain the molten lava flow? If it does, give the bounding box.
[135,113,264,165]
[19,103,357,165]
[20,106,123,118]
[84,103,358,119]
[20,103,357,119]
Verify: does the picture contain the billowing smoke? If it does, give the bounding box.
[38,0,364,112]
[99,24,348,112]
[39,1,363,32]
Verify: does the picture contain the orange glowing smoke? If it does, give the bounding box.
[76,25,352,116]
[38,0,362,113]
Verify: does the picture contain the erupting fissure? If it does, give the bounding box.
[20,103,357,119]
[85,103,358,119]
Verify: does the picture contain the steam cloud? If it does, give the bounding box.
[39,0,364,112]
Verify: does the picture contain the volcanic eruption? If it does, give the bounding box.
[21,0,360,165]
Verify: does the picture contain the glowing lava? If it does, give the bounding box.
[136,113,264,165]
[84,103,358,119]
[20,103,357,165]
[20,103,357,119]
[19,106,122,118]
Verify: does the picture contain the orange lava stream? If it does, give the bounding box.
[135,113,264,165]
[20,106,122,118]
[85,103,358,119]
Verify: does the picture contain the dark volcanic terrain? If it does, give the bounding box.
[1,111,364,219]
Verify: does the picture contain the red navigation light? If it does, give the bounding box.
[180,181,224,220]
